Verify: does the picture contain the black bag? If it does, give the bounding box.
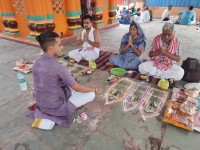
[181,57,200,82]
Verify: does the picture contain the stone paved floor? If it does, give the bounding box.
[0,20,200,150]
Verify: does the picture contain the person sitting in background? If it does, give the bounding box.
[68,15,100,62]
[117,7,126,19]
[119,9,132,24]
[131,8,143,24]
[106,21,146,70]
[29,31,102,128]
[191,11,197,25]
[129,3,137,15]
[161,5,172,21]
[145,7,153,21]
[177,6,195,25]
[139,22,184,86]
[142,6,150,23]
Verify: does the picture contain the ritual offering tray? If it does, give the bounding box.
[105,75,121,85]
[70,66,86,76]
[122,82,168,119]
[123,83,151,112]
[140,88,168,120]
[81,68,93,76]
[105,78,135,105]
[164,87,200,132]
[163,101,197,131]
[171,88,199,102]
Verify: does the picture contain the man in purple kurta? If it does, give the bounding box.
[28,31,102,128]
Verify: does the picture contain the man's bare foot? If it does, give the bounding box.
[106,62,114,66]
[69,58,75,63]
[169,78,174,84]
[169,78,175,88]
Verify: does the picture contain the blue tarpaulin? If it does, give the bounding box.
[145,0,200,8]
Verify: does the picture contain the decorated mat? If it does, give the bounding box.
[64,51,159,85]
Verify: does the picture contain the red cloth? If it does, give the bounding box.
[151,34,180,71]
[28,103,37,111]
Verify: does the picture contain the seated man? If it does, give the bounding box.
[191,11,197,25]
[142,6,150,23]
[129,3,136,15]
[131,8,143,24]
[107,21,146,70]
[119,9,132,24]
[177,6,195,25]
[139,22,184,84]
[117,7,125,19]
[146,7,153,21]
[161,5,172,21]
[29,31,102,128]
[68,15,100,62]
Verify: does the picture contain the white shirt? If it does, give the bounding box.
[81,27,95,49]
[143,10,150,23]
[81,27,99,54]
[161,9,171,20]
[191,11,196,24]
[131,11,143,24]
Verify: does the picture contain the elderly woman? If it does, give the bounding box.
[139,22,184,84]
[107,21,146,70]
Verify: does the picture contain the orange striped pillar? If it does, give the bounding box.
[41,0,55,34]
[93,0,103,22]
[64,0,82,35]
[92,0,105,28]
[24,0,55,41]
[108,0,118,24]
[0,0,19,36]
[0,0,4,31]
[0,15,3,31]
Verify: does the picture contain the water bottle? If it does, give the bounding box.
[17,70,27,91]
